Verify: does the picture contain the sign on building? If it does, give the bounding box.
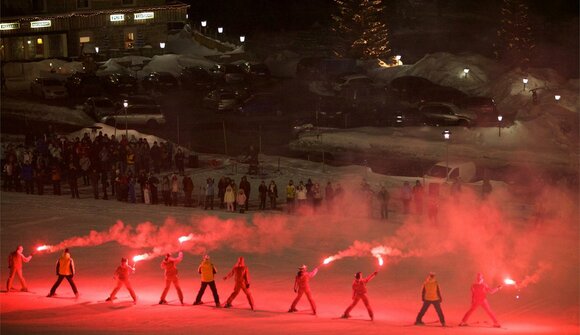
[0,22,20,30]
[134,12,154,20]
[110,14,125,22]
[30,20,52,28]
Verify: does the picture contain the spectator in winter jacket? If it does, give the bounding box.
[412,180,424,214]
[295,181,307,209]
[239,176,251,211]
[268,180,278,210]
[48,248,78,298]
[289,264,318,315]
[205,178,215,210]
[224,184,235,212]
[459,273,502,328]
[218,176,228,208]
[6,246,32,292]
[159,252,184,305]
[223,256,254,310]
[21,163,34,194]
[90,168,100,199]
[106,258,137,303]
[415,272,446,326]
[193,255,221,307]
[286,180,296,213]
[170,173,180,206]
[401,181,412,214]
[161,175,171,206]
[378,186,390,220]
[258,180,267,210]
[101,171,109,200]
[68,164,80,199]
[51,164,62,195]
[312,183,323,208]
[236,189,247,213]
[341,271,378,320]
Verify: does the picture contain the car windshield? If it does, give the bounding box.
[427,165,449,178]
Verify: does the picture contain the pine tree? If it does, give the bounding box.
[331,0,391,60]
[494,0,535,69]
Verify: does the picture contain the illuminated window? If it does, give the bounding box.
[37,38,43,44]
[80,36,90,43]
[125,31,135,49]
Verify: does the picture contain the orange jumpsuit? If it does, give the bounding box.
[224,265,254,309]
[343,272,377,320]
[6,250,32,291]
[289,268,318,314]
[159,252,184,304]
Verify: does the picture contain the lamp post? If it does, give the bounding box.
[554,94,561,102]
[239,35,245,43]
[443,130,451,182]
[201,20,207,34]
[123,100,128,139]
[95,46,99,54]
[497,115,503,137]
[463,68,470,78]
[159,42,165,54]
[522,78,528,91]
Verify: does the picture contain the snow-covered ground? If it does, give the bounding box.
[1,152,578,335]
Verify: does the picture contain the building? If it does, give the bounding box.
[0,0,189,61]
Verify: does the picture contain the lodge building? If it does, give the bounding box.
[0,0,189,61]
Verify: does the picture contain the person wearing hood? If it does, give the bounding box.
[106,257,137,303]
[193,255,221,307]
[47,248,78,298]
[159,251,184,305]
[223,256,254,310]
[288,264,318,315]
[6,245,33,292]
[415,272,446,326]
[459,272,502,328]
[341,270,378,321]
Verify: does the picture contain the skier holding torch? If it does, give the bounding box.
[106,257,137,304]
[288,264,318,315]
[6,245,32,292]
[341,270,378,321]
[459,272,502,328]
[159,251,184,305]
[223,256,255,310]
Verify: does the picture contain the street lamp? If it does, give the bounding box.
[442,130,451,182]
[95,46,99,54]
[239,35,245,43]
[522,78,528,91]
[218,27,224,34]
[463,68,470,78]
[123,100,129,139]
[159,42,165,54]
[497,115,503,137]
[554,94,561,102]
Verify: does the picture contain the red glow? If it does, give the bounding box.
[323,256,335,265]
[132,253,149,263]
[36,245,51,252]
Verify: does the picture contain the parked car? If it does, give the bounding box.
[396,102,476,127]
[142,71,179,91]
[203,89,238,112]
[179,66,214,90]
[83,97,116,120]
[30,78,68,99]
[97,96,165,128]
[457,96,502,125]
[65,73,103,97]
[100,73,138,95]
[332,74,374,92]
[237,93,282,116]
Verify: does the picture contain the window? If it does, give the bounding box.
[124,31,135,49]
[77,0,90,9]
[80,36,90,43]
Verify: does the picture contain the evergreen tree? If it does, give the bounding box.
[494,0,535,69]
[331,0,391,60]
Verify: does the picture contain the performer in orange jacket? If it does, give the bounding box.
[415,272,446,326]
[288,264,318,315]
[193,255,221,307]
[106,257,137,303]
[6,245,32,292]
[47,248,78,298]
[159,251,184,305]
[223,256,255,310]
[459,272,502,328]
[341,271,378,320]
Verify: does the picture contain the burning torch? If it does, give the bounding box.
[132,253,149,269]
[34,245,52,255]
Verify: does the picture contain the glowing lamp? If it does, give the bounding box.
[95,46,99,54]
[37,38,43,44]
[522,78,528,84]
[463,68,470,78]
[159,42,165,49]
[49,62,53,67]
[442,129,451,140]
[218,27,223,34]
[395,55,401,61]
[123,100,128,108]
[497,115,503,122]
[27,40,32,45]
[240,35,245,43]
[201,20,207,27]
[554,95,561,101]
[186,14,189,19]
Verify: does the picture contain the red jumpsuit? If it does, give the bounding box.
[343,272,377,320]
[224,264,254,309]
[108,263,137,302]
[6,249,32,292]
[289,268,318,314]
[159,252,184,304]
[461,281,500,326]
